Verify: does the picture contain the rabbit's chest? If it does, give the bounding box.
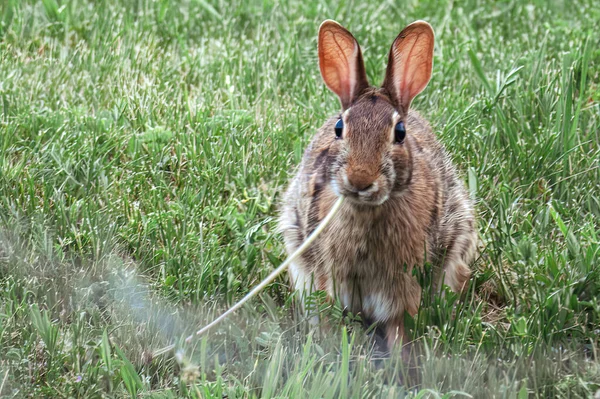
[321,208,427,320]
[325,207,428,272]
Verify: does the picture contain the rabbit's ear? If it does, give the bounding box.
[318,20,369,109]
[382,21,434,115]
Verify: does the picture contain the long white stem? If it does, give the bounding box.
[153,196,345,358]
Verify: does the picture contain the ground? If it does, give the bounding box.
[0,0,599,397]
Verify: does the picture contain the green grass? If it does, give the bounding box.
[1,0,599,397]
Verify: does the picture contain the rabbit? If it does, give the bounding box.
[279,20,477,351]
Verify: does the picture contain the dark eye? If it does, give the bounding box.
[394,121,406,144]
[335,118,343,139]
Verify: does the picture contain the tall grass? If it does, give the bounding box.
[0,0,599,397]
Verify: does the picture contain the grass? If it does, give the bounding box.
[0,0,599,397]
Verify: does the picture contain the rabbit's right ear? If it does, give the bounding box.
[318,20,369,110]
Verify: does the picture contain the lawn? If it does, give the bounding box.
[0,0,599,397]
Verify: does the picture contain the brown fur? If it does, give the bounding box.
[279,20,477,351]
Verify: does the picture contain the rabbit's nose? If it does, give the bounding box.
[347,170,376,192]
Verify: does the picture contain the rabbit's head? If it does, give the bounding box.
[318,20,434,206]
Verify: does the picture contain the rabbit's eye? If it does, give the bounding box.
[394,121,406,144]
[335,119,343,138]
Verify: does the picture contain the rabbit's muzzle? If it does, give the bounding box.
[346,168,375,191]
[335,167,393,206]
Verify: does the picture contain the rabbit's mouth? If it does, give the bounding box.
[332,174,391,206]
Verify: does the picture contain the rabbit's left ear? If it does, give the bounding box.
[382,21,434,115]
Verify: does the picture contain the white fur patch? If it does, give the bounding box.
[342,171,350,187]
[365,180,378,193]
[290,262,321,324]
[289,261,316,297]
[363,292,393,322]
[340,291,351,310]
[331,179,341,196]
[389,111,400,142]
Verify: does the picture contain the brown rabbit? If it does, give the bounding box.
[279,20,477,350]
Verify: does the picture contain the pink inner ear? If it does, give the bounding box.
[319,30,357,105]
[395,32,432,108]
[384,22,434,114]
[318,21,367,109]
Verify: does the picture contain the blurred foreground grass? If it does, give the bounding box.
[0,0,599,397]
